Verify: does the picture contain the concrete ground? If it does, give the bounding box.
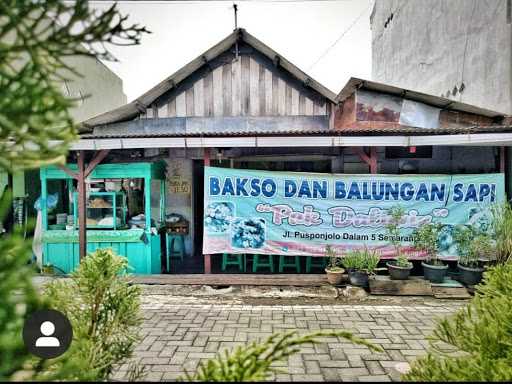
[112,287,466,382]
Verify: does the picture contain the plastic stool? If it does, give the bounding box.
[278,255,301,273]
[167,233,186,265]
[252,254,274,273]
[222,253,245,272]
[306,256,327,273]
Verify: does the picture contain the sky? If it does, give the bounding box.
[92,0,373,102]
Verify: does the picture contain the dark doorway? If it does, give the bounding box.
[192,160,204,259]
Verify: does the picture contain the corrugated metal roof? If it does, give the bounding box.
[336,77,505,118]
[82,123,512,139]
[89,116,330,138]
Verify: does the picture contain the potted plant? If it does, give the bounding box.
[385,206,413,280]
[324,245,345,285]
[413,222,447,283]
[343,247,380,287]
[454,225,492,286]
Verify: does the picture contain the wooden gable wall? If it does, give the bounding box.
[143,44,330,119]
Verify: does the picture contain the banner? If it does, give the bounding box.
[203,167,505,259]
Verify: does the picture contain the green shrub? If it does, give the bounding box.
[343,247,380,274]
[325,245,343,271]
[491,202,512,264]
[386,205,406,258]
[412,223,443,265]
[394,253,412,268]
[404,262,512,381]
[182,330,382,382]
[36,248,143,381]
[453,225,494,268]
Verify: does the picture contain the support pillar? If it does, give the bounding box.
[77,151,87,261]
[352,147,378,174]
[500,146,506,173]
[203,148,212,274]
[59,149,110,262]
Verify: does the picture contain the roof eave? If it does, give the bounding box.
[336,77,505,119]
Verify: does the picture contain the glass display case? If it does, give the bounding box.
[73,191,127,229]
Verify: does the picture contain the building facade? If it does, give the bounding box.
[36,29,512,278]
[371,0,512,114]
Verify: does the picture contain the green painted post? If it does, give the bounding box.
[160,179,165,223]
[144,176,151,230]
[41,171,48,230]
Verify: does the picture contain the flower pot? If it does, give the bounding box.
[387,262,413,280]
[348,270,369,287]
[421,262,448,283]
[325,268,345,285]
[457,263,484,286]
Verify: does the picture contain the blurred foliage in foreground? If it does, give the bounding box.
[404,262,512,381]
[36,249,143,381]
[0,0,148,171]
[0,0,147,380]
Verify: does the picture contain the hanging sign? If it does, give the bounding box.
[168,176,191,194]
[202,167,505,258]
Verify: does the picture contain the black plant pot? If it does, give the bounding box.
[457,263,484,286]
[348,270,369,287]
[387,262,413,280]
[421,262,448,283]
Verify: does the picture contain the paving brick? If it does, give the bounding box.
[337,367,369,376]
[139,357,170,365]
[304,360,321,374]
[158,346,177,358]
[291,374,324,381]
[115,299,462,382]
[358,374,391,382]
[162,372,184,381]
[365,360,386,375]
[319,360,350,368]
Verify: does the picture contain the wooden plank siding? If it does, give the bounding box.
[148,53,329,119]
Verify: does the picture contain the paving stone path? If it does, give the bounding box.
[115,300,465,382]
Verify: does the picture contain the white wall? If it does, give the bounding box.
[371,0,512,114]
[62,55,127,123]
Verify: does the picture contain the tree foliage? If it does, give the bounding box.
[36,248,143,381]
[491,202,512,264]
[0,0,149,171]
[182,330,382,382]
[404,262,512,381]
[0,192,44,380]
[0,0,148,380]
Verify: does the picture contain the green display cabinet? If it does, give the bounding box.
[40,161,166,275]
[72,191,127,229]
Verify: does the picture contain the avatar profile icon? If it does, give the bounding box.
[35,321,61,347]
[23,309,72,359]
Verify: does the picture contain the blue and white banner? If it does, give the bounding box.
[203,167,505,258]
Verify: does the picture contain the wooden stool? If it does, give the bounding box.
[306,256,327,273]
[279,255,301,273]
[221,253,245,272]
[252,254,274,273]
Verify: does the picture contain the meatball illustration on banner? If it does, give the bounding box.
[231,218,266,249]
[204,202,234,233]
[468,207,491,233]
[438,224,458,255]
